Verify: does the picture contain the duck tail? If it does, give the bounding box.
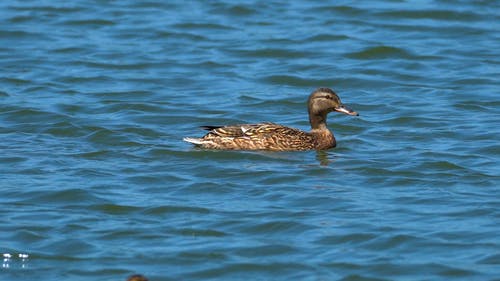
[183,137,204,145]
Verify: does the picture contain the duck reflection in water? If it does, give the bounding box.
[127,274,148,281]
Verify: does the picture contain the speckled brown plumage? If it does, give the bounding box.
[184,87,358,151]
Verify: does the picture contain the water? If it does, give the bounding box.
[1,1,499,280]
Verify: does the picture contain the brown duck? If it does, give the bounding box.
[183,87,358,151]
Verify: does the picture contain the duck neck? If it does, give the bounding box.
[309,112,328,131]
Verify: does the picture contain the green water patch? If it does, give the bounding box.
[347,45,414,60]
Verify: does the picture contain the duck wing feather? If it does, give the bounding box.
[201,122,302,138]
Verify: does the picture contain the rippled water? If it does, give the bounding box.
[1,1,499,280]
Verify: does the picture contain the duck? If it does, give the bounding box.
[183,87,358,151]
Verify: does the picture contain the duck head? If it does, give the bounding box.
[308,87,358,129]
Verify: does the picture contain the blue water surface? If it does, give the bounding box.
[1,1,499,280]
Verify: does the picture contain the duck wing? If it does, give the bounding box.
[201,122,297,138]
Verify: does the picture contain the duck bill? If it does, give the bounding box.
[335,105,359,116]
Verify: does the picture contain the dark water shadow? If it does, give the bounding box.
[316,150,335,166]
[182,143,339,167]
